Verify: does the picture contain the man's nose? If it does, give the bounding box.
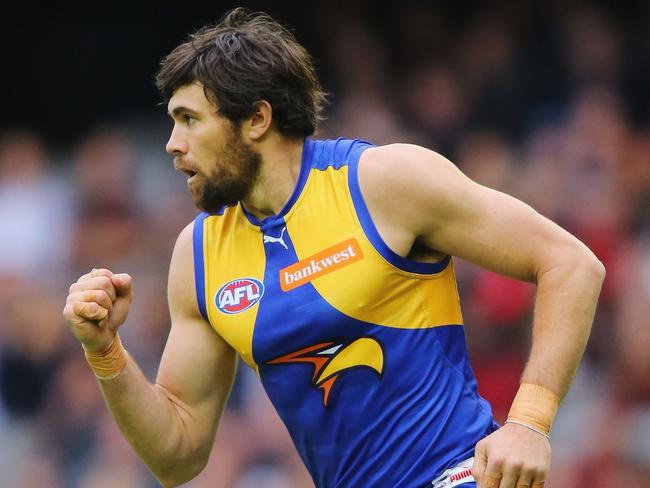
[165,127,188,155]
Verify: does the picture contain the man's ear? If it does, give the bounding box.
[245,100,273,141]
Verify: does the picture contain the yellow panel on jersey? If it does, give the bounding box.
[196,206,266,370]
[285,165,464,328]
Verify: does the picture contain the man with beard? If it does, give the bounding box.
[62,8,605,488]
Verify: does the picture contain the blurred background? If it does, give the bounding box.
[1,0,649,487]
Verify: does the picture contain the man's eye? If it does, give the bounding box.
[184,115,195,125]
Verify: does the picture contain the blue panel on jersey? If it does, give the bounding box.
[346,142,452,275]
[310,137,374,170]
[434,325,487,394]
[192,212,208,321]
[253,216,494,487]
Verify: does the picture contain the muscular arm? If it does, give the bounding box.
[358,144,605,486]
[359,143,604,398]
[86,224,236,487]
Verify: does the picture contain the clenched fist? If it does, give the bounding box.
[472,422,551,487]
[63,268,133,352]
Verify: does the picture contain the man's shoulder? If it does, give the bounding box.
[309,138,450,179]
[176,219,196,248]
[361,142,446,162]
[358,143,457,191]
[355,143,466,239]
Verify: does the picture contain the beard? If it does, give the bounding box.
[193,126,262,214]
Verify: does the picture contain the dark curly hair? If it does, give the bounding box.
[155,8,327,138]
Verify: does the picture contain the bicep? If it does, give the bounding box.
[155,222,237,442]
[363,144,590,282]
[156,314,237,425]
[423,175,582,282]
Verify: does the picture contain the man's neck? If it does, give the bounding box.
[242,134,305,221]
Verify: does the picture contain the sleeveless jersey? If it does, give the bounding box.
[192,138,496,487]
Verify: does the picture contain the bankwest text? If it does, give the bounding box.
[280,238,364,291]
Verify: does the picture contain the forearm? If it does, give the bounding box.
[64,261,229,486]
[97,354,207,487]
[522,252,605,398]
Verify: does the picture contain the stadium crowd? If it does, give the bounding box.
[1,3,649,487]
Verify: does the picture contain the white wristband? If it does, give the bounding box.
[505,419,551,440]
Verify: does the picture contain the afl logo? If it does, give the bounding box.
[215,278,265,315]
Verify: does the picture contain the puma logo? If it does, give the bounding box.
[263,226,288,250]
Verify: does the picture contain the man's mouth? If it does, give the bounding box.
[175,165,197,178]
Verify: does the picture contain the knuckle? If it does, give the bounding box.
[97,289,111,302]
[533,464,548,476]
[97,276,111,288]
[490,456,505,468]
[86,289,104,303]
[520,462,546,479]
[70,303,84,318]
[519,461,534,473]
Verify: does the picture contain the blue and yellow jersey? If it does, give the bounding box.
[193,138,496,487]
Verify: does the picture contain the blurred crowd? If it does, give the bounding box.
[1,3,649,487]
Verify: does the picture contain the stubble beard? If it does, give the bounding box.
[194,128,262,215]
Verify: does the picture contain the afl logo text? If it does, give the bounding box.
[215,278,264,314]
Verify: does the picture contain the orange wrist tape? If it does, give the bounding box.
[506,383,560,436]
[84,334,128,380]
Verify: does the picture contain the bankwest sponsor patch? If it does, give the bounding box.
[280,238,363,291]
